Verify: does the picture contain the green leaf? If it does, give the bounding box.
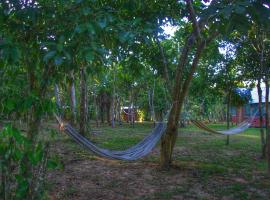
[235,6,245,14]
[15,178,29,199]
[57,43,64,52]
[47,160,58,169]
[54,56,63,65]
[222,6,233,19]
[63,51,71,61]
[85,51,94,62]
[86,23,95,34]
[98,18,107,29]
[119,32,130,43]
[44,51,56,62]
[82,7,91,16]
[74,25,82,33]
[6,99,15,111]
[12,128,26,145]
[14,149,23,160]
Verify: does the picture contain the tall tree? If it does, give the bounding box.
[160,0,270,169]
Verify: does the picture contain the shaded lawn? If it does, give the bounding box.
[47,122,270,200]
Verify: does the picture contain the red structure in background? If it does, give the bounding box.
[231,104,270,128]
[231,87,270,128]
[121,107,139,122]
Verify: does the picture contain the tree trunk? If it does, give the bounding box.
[257,79,266,158]
[117,96,122,125]
[128,93,132,124]
[130,92,135,127]
[160,127,178,169]
[148,87,155,127]
[159,2,218,168]
[160,32,209,169]
[26,64,50,198]
[69,71,77,124]
[99,94,105,124]
[111,66,116,128]
[94,95,99,127]
[54,84,61,109]
[79,67,87,135]
[111,98,115,127]
[265,79,270,173]
[106,100,111,125]
[226,91,231,145]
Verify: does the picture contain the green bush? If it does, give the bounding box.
[0,125,57,200]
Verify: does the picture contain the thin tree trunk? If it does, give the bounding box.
[100,106,104,124]
[69,71,77,124]
[79,67,87,135]
[226,91,231,145]
[111,98,115,127]
[152,79,156,126]
[128,93,132,124]
[117,96,122,125]
[265,79,270,173]
[106,100,111,125]
[54,84,61,109]
[131,104,135,127]
[25,63,51,198]
[148,88,155,126]
[148,90,152,120]
[257,79,266,158]
[155,36,172,93]
[111,66,116,128]
[85,86,89,127]
[94,95,99,127]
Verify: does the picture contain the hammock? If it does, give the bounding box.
[191,113,257,135]
[55,115,166,160]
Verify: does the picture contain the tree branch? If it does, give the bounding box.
[205,31,219,45]
[176,40,206,119]
[155,36,173,94]
[186,0,202,40]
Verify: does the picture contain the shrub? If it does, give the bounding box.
[0,125,57,200]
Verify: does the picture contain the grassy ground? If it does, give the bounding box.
[47,122,270,200]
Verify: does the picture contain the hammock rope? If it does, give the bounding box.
[55,114,167,161]
[191,112,257,135]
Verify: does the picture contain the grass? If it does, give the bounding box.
[48,121,270,200]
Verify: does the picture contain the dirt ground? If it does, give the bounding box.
[48,134,270,200]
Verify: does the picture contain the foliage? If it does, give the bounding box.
[231,88,252,107]
[1,0,270,176]
[0,125,58,200]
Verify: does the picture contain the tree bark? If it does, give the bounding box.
[94,95,99,127]
[111,66,116,128]
[160,29,219,169]
[160,37,206,169]
[226,91,231,145]
[155,36,172,93]
[117,96,122,125]
[148,82,156,127]
[69,71,77,124]
[265,79,270,173]
[26,62,52,198]
[106,100,111,125]
[159,1,219,169]
[152,80,156,126]
[257,79,266,158]
[54,84,61,109]
[79,67,87,135]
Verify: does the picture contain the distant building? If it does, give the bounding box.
[231,87,270,127]
[121,107,139,122]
